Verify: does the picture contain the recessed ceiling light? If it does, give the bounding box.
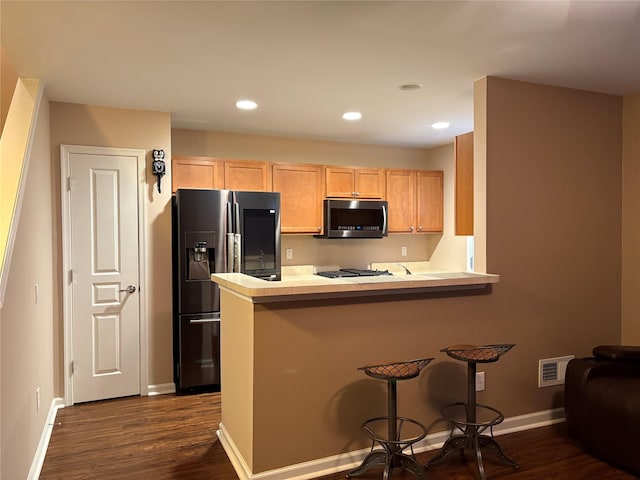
[236,99,258,110]
[399,83,423,91]
[342,111,362,121]
[431,121,450,130]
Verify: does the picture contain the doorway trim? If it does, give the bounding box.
[60,144,149,406]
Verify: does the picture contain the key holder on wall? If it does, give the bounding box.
[152,149,166,193]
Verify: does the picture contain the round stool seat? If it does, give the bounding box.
[442,344,514,363]
[360,358,433,381]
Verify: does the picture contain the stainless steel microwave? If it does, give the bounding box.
[315,199,388,239]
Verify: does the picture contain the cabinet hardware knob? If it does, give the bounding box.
[418,225,422,231]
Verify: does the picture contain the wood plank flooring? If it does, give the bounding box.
[40,392,638,480]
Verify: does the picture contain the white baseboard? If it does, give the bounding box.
[217,408,565,480]
[28,397,65,480]
[147,383,176,396]
[217,423,255,480]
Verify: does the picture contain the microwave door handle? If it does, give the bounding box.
[382,203,387,234]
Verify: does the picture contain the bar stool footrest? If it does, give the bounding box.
[362,416,427,449]
[347,416,427,479]
[427,402,518,480]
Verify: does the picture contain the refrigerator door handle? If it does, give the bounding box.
[227,233,235,272]
[233,201,242,273]
[234,233,241,273]
[226,202,234,272]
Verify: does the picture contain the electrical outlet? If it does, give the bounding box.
[476,371,485,391]
[401,246,407,257]
[286,248,293,260]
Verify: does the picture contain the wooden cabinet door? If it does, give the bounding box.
[325,167,356,198]
[224,160,271,191]
[272,163,324,234]
[171,156,224,193]
[326,166,385,198]
[386,169,416,233]
[355,168,385,199]
[455,131,474,235]
[416,170,444,233]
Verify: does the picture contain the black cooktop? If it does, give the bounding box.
[316,268,392,278]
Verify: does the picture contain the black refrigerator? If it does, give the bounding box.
[172,189,281,393]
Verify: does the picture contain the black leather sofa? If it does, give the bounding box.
[564,345,640,475]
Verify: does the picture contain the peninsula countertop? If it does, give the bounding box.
[210,269,499,303]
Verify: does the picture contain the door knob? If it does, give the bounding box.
[119,285,137,294]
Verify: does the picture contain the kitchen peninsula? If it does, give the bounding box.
[211,269,499,480]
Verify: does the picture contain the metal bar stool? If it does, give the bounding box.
[347,357,433,480]
[427,344,518,480]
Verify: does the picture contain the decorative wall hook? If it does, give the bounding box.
[152,149,166,193]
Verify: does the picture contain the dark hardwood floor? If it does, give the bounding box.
[40,392,638,480]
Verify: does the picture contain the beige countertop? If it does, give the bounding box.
[211,266,499,303]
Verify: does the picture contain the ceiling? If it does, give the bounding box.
[2,1,639,148]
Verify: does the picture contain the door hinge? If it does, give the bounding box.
[68,269,73,284]
[70,361,74,375]
[67,177,72,191]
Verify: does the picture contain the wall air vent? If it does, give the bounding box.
[538,355,574,387]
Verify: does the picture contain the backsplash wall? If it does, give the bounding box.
[281,234,440,270]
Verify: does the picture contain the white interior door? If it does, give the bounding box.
[61,145,144,404]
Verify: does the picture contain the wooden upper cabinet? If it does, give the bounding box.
[455,131,474,235]
[171,156,224,193]
[272,163,324,234]
[386,169,443,234]
[325,166,385,199]
[416,170,443,233]
[386,169,416,233]
[325,167,354,198]
[224,160,271,191]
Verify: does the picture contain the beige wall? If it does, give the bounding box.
[50,103,173,389]
[622,92,640,344]
[172,128,431,168]
[484,76,623,358]
[0,45,19,135]
[473,77,488,272]
[1,78,42,295]
[1,92,55,480]
[424,142,469,270]
[172,129,468,271]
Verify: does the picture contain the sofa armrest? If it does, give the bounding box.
[565,347,640,441]
[593,345,640,362]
